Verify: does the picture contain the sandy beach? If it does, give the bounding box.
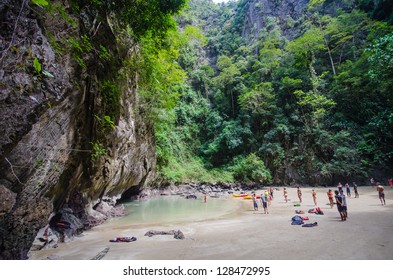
[29,186,393,260]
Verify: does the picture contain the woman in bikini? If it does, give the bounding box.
[297,187,302,203]
[312,189,317,206]
[283,187,288,203]
[327,189,334,208]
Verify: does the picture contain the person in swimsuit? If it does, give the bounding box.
[297,187,302,203]
[327,189,334,208]
[376,184,386,206]
[269,187,274,200]
[283,187,288,203]
[312,189,317,206]
[252,194,258,211]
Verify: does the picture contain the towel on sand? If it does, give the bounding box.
[302,222,318,227]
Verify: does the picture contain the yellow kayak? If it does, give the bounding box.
[242,195,261,200]
[232,193,248,197]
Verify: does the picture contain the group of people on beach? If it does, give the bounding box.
[335,182,359,199]
[252,187,274,214]
[251,180,388,221]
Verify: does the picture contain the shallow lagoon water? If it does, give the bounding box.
[112,195,240,226]
[29,194,246,260]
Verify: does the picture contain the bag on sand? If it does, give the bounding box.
[291,215,304,225]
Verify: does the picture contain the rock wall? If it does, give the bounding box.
[240,0,309,42]
[240,0,350,42]
[0,0,156,259]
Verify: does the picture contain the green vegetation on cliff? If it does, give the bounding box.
[149,0,393,185]
[42,0,393,185]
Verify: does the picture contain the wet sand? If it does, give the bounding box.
[29,186,393,260]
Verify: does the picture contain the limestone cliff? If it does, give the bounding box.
[0,0,156,259]
[239,0,351,42]
[240,0,309,41]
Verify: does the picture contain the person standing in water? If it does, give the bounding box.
[297,187,302,203]
[204,193,207,203]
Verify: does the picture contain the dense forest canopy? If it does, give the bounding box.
[146,0,393,185]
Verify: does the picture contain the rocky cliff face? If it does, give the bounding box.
[240,0,309,41]
[0,0,156,259]
[240,0,349,42]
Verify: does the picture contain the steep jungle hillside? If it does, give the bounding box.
[156,0,393,185]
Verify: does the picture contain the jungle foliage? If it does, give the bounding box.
[66,0,393,184]
[149,0,393,185]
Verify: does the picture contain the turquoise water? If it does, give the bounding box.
[115,195,238,226]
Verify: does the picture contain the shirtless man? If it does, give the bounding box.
[376,184,386,206]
